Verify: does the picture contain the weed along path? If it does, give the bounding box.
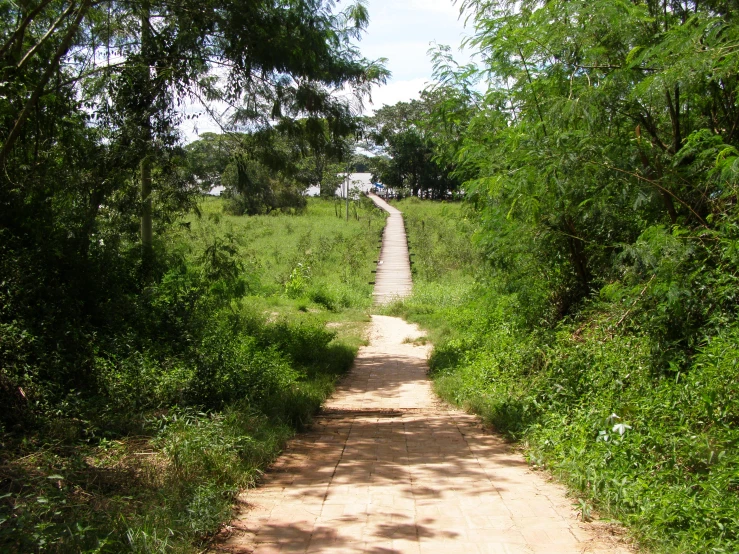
[367,193,413,304]
[215,200,632,553]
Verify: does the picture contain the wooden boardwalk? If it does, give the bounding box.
[367,193,412,305]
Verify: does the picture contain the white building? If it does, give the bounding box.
[306,173,378,197]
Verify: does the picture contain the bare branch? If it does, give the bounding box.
[59,60,128,87]
[0,0,92,166]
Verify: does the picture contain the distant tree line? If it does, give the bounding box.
[185,120,355,216]
[361,94,466,199]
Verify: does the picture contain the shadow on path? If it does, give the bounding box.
[213,317,632,554]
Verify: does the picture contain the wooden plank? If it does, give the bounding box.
[367,193,413,305]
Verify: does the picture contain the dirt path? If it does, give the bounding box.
[216,316,632,554]
[367,193,412,305]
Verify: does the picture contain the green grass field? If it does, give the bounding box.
[382,197,479,341]
[183,196,383,311]
[173,195,386,347]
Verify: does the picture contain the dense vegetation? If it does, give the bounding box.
[378,1,739,552]
[390,165,738,550]
[4,0,739,551]
[0,0,386,421]
[1,196,384,551]
[0,0,389,548]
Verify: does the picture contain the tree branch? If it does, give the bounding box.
[0,0,55,61]
[588,161,708,228]
[0,0,91,166]
[16,1,78,72]
[615,274,656,328]
[58,60,128,87]
[517,46,547,137]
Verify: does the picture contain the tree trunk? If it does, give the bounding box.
[665,85,681,154]
[141,155,153,248]
[564,216,589,292]
[635,125,678,224]
[140,1,153,251]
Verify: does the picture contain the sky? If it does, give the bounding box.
[181,0,472,141]
[358,0,472,110]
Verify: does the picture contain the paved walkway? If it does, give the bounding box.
[216,317,632,554]
[367,194,412,305]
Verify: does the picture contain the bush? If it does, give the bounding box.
[391,198,739,553]
[0,197,373,552]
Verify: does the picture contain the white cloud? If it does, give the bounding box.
[408,0,461,15]
[364,78,430,111]
[360,0,473,87]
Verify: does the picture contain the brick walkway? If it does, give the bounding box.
[216,316,632,554]
[367,193,412,305]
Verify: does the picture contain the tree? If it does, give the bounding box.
[366,98,463,198]
[184,132,234,190]
[0,0,387,416]
[454,0,739,318]
[279,117,354,196]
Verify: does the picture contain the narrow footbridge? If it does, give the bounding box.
[367,193,412,305]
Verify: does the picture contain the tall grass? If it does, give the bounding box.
[388,198,739,554]
[1,197,385,553]
[178,196,384,310]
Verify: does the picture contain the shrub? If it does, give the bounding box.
[392,198,739,552]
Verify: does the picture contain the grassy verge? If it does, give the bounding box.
[386,198,739,554]
[1,197,385,553]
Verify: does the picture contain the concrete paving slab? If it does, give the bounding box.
[214,316,634,554]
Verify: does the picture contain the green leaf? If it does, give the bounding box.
[625,46,643,65]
